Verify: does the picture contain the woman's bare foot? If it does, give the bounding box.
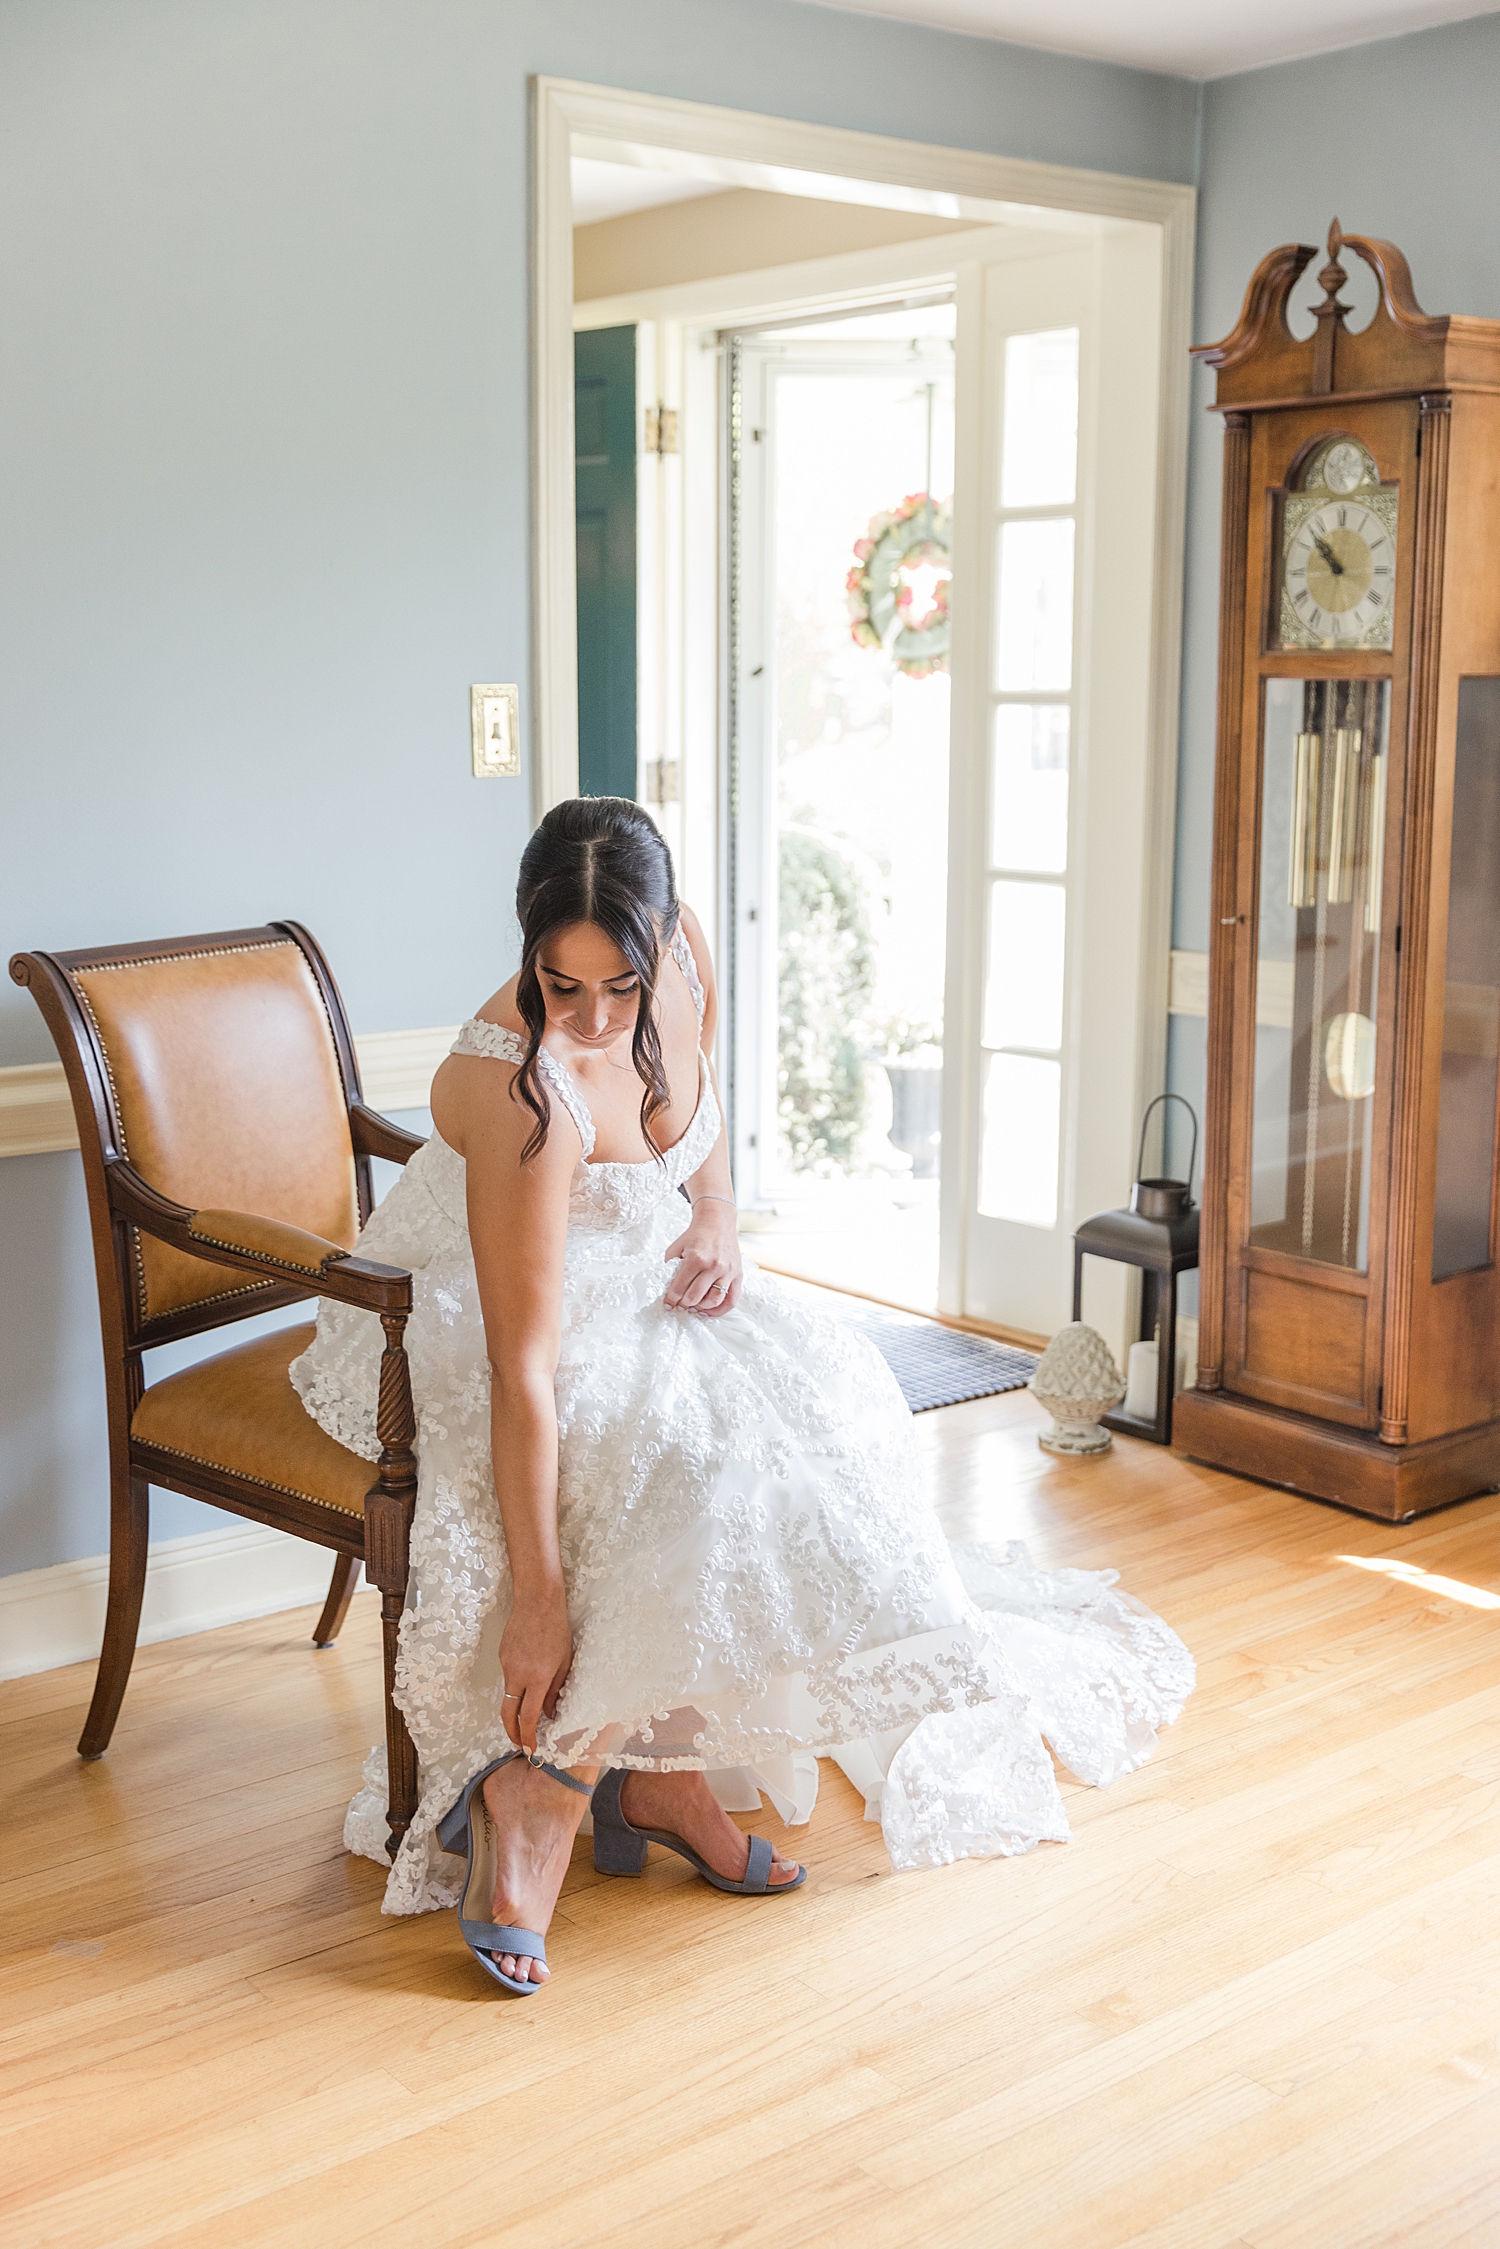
[481,1758,593,1985]
[619,1771,802,1888]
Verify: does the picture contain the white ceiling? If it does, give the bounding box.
[799,0,1497,78]
[571,157,733,226]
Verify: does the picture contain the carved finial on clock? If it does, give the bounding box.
[1312,220,1352,394]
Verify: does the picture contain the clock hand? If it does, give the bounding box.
[1313,533,1345,576]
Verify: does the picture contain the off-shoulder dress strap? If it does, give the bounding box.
[670,920,706,1035]
[448,1019,595,1159]
[450,1019,526,1065]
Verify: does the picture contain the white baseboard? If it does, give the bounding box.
[0,1522,372,1682]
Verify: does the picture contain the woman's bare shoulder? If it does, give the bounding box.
[430,975,531,1151]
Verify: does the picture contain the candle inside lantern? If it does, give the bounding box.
[1124,1339,1158,1420]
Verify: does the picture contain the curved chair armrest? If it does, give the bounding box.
[349,1102,427,1166]
[103,1157,413,1314]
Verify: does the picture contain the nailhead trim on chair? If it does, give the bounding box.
[67,978,131,1161]
[186,1225,348,1279]
[134,1438,368,1517]
[73,938,294,974]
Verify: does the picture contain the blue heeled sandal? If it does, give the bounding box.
[436,1752,593,1995]
[591,1766,806,1895]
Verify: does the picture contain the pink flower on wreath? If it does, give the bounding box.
[845,490,953,671]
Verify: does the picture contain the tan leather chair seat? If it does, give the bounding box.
[132,1323,372,1518]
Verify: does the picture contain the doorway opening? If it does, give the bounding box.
[544,80,1193,1352]
[729,301,956,1312]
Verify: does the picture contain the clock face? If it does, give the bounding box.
[1278,436,1398,652]
[1285,502,1394,644]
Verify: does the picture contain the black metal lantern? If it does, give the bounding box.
[1072,1095,1200,1446]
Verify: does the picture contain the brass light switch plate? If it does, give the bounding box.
[471,684,520,778]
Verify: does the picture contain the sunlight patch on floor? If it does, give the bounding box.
[1336,1553,1500,1609]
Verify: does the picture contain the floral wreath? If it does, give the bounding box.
[845,492,953,679]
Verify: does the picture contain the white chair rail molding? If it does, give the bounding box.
[0,1025,455,1159]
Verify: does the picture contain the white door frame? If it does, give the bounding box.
[533,76,1195,1330]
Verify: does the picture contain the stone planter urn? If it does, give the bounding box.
[883,1056,942,1178]
[1029,1322,1127,1456]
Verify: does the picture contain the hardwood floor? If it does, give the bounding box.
[6,1391,1500,2248]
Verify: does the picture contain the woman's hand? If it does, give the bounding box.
[664,1199,742,1318]
[498,1583,574,1753]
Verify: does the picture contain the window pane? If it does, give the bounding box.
[983,879,1065,1051]
[1434,676,1500,1279]
[979,1053,1060,1226]
[995,519,1074,691]
[991,705,1069,872]
[1001,328,1078,508]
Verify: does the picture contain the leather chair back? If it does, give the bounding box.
[66,933,360,1324]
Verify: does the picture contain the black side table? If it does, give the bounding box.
[1071,1203,1201,1445]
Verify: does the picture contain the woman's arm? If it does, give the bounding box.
[436,1052,578,1754]
[663,905,744,1320]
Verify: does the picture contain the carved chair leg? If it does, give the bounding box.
[312,1550,360,1648]
[366,1310,419,1862]
[385,1670,419,1859]
[367,1519,417,1859]
[78,1469,149,1760]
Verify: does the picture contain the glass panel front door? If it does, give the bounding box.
[976,327,1078,1243]
[1250,677,1389,1270]
[730,307,956,1312]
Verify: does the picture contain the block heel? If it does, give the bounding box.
[590,1766,805,1895]
[592,1806,649,1875]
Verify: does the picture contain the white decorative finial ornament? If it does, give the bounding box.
[1029,1323,1126,1456]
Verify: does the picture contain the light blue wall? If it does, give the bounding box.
[1168,12,1500,1183]
[0,0,1196,1575]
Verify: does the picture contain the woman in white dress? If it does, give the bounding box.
[293,797,1193,1993]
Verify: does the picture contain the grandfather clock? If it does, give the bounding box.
[1174,223,1500,1520]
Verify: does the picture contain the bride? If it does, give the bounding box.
[293,795,1193,1994]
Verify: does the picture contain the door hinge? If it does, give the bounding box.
[643,405,679,457]
[1394,922,1402,955]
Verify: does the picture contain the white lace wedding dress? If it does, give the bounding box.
[292,930,1193,1914]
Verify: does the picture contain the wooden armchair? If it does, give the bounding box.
[9,922,423,1858]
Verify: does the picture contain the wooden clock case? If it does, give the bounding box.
[1174,224,1500,1520]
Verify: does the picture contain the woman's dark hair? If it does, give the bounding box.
[512,796,679,1161]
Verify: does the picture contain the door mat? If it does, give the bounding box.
[768,1274,1038,1413]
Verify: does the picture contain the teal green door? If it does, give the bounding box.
[574,325,637,800]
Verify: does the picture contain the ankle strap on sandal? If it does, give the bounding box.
[512,1749,592,1797]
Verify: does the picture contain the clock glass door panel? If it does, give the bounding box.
[1432,677,1500,1280]
[1250,676,1389,1270]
